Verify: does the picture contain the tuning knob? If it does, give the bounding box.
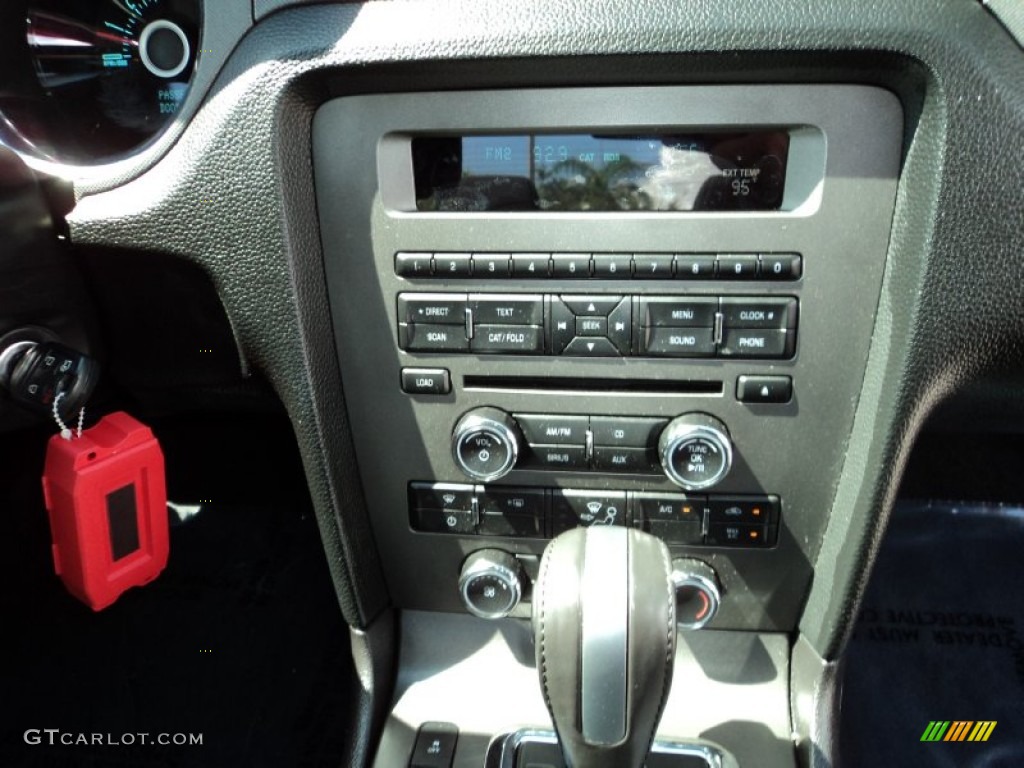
[451,407,521,481]
[458,549,524,619]
[671,558,721,630]
[658,413,733,490]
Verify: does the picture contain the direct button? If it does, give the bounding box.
[515,414,589,445]
[471,294,543,325]
[398,293,468,324]
[401,368,451,395]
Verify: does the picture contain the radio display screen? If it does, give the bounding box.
[412,131,790,213]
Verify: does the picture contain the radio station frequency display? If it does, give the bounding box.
[412,131,790,212]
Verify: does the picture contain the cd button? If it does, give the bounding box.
[590,416,668,448]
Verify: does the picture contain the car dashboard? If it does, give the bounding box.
[1,1,1024,767]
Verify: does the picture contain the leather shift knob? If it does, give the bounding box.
[532,526,676,768]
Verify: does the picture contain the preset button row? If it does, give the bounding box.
[396,252,802,281]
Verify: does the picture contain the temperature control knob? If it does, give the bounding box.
[458,549,524,619]
[671,559,721,630]
[658,413,733,490]
[452,407,521,482]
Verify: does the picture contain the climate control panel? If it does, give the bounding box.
[410,482,779,548]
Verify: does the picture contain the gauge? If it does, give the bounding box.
[13,0,201,163]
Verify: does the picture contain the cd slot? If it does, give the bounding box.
[463,375,722,396]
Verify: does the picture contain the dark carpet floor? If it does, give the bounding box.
[841,501,1024,768]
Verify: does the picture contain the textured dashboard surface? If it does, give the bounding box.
[66,0,1024,653]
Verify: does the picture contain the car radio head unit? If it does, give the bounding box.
[412,130,791,213]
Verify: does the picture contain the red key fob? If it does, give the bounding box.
[42,412,169,611]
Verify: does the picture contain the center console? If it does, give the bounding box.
[312,84,902,766]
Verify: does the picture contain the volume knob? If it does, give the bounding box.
[658,413,733,490]
[452,407,521,482]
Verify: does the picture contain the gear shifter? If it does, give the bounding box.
[532,526,676,768]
